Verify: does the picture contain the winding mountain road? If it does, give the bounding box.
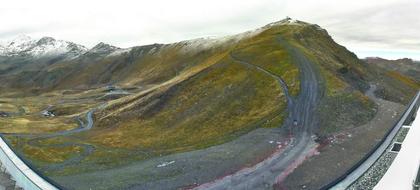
[4,109,95,138]
[196,37,324,190]
[31,109,99,171]
[2,107,99,171]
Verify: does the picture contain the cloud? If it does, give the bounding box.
[0,0,419,59]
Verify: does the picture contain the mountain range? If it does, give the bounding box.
[0,34,87,57]
[364,57,420,81]
[0,18,419,190]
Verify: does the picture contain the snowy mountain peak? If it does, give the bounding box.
[264,17,308,28]
[0,35,87,58]
[88,42,120,54]
[4,34,36,55]
[36,36,56,45]
[26,37,87,57]
[0,45,5,55]
[8,34,33,46]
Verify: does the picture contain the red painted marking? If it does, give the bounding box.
[189,137,293,190]
[274,145,320,187]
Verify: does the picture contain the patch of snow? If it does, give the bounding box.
[103,86,131,96]
[3,34,36,56]
[178,27,263,54]
[290,19,299,23]
[0,45,5,55]
[28,37,87,57]
[264,17,308,28]
[157,160,175,168]
[269,141,274,144]
[88,42,120,54]
[176,17,312,54]
[107,47,132,57]
[148,47,157,54]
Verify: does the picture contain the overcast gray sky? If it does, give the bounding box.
[0,0,419,59]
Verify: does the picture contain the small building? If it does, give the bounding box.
[41,110,55,117]
[0,111,9,117]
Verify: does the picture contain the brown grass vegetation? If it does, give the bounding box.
[88,57,285,153]
[386,71,420,89]
[0,116,76,134]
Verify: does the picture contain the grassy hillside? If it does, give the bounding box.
[365,57,420,82]
[69,28,302,168]
[90,58,285,151]
[0,19,418,179]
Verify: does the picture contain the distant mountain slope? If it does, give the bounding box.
[362,57,420,103]
[364,57,420,82]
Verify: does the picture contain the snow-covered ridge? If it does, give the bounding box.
[0,45,6,55]
[0,34,87,58]
[174,17,314,53]
[0,34,34,56]
[88,42,120,54]
[176,22,266,53]
[84,42,132,57]
[264,17,310,28]
[0,17,317,58]
[108,47,132,57]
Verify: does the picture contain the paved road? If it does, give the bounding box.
[2,107,98,172]
[196,37,324,190]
